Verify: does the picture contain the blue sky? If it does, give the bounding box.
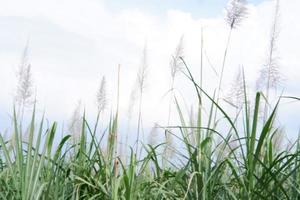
[105,0,265,17]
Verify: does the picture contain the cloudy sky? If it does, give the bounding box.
[0,0,299,141]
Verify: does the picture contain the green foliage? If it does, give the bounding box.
[0,75,299,199]
[2,1,296,199]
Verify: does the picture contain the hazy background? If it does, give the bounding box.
[0,0,299,140]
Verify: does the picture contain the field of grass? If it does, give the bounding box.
[1,0,300,199]
[1,65,300,199]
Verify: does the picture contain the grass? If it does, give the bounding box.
[1,1,299,199]
[0,64,299,199]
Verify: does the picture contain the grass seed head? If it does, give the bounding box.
[225,0,248,29]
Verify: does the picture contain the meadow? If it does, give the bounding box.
[1,0,300,199]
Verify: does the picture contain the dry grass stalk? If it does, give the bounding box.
[96,76,107,113]
[225,66,245,111]
[163,36,184,165]
[226,0,248,29]
[256,0,281,121]
[168,36,184,123]
[213,0,248,126]
[148,124,158,146]
[164,131,175,161]
[15,42,34,122]
[135,43,148,156]
[170,35,184,81]
[68,101,82,144]
[218,0,248,97]
[124,87,137,156]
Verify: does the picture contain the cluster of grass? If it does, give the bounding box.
[1,0,300,199]
[0,65,300,199]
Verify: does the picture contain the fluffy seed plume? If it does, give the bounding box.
[256,0,281,92]
[14,41,35,125]
[164,131,175,160]
[68,101,82,143]
[135,42,148,156]
[170,35,184,80]
[225,67,245,109]
[137,43,148,94]
[127,86,137,120]
[15,42,34,110]
[225,0,248,29]
[148,124,158,146]
[96,76,107,113]
[217,0,247,103]
[124,86,137,156]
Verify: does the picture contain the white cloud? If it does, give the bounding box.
[0,0,299,139]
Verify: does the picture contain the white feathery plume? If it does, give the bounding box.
[225,67,245,110]
[96,76,107,113]
[170,35,184,80]
[225,0,248,29]
[148,124,158,146]
[168,36,184,125]
[135,43,148,156]
[256,0,282,121]
[217,0,248,101]
[257,0,281,92]
[15,42,34,121]
[137,43,148,94]
[68,101,82,143]
[164,36,184,165]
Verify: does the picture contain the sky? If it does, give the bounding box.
[0,0,299,143]
[106,0,264,18]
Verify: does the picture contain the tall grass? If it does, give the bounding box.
[1,0,299,199]
[1,67,299,199]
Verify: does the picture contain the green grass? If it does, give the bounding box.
[0,2,299,195]
[0,63,299,199]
